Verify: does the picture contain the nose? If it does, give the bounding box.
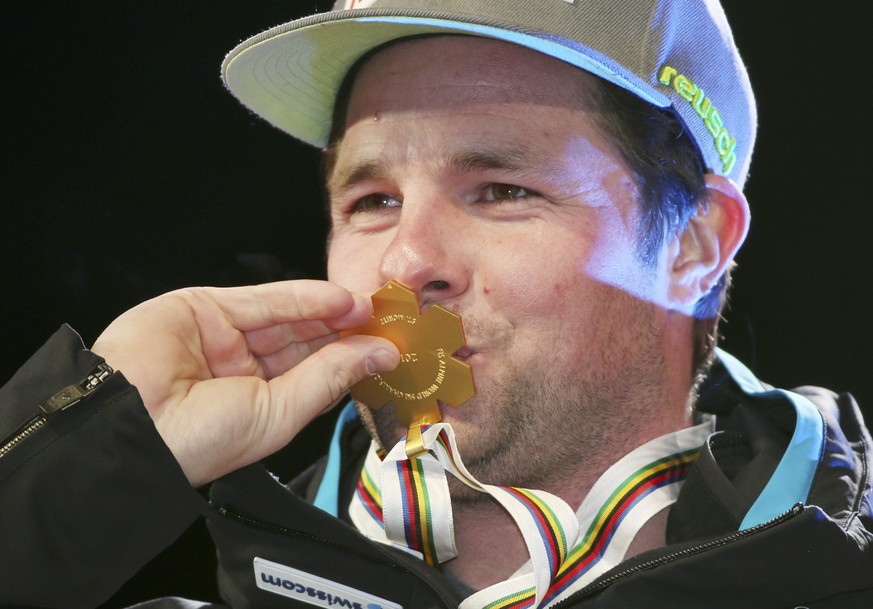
[378,198,469,308]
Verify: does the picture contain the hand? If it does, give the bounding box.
[91,280,399,486]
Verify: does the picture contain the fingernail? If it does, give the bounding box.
[366,349,397,375]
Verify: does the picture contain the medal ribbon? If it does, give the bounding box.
[349,419,712,609]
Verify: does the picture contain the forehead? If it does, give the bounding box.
[325,36,621,185]
[344,35,601,123]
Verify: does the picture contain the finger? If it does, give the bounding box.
[268,334,399,430]
[256,333,340,379]
[197,280,373,332]
[244,319,342,358]
[187,282,374,379]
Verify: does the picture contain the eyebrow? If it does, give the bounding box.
[327,157,386,201]
[327,144,543,202]
[447,147,535,177]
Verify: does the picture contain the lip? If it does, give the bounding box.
[452,346,475,363]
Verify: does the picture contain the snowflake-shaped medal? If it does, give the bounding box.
[342,281,475,456]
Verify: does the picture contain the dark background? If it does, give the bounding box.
[2,2,871,606]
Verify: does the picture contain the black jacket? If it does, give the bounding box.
[2,326,872,608]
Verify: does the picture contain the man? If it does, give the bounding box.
[1,2,871,608]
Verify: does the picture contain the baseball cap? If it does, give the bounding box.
[222,0,757,186]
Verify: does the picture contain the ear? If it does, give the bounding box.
[667,174,750,313]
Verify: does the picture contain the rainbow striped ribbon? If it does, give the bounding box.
[395,458,441,564]
[354,452,383,524]
[348,419,712,609]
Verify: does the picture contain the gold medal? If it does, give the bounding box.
[342,281,475,457]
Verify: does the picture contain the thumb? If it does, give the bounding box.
[269,334,399,431]
[173,335,399,486]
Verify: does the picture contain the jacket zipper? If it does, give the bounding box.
[0,362,114,459]
[552,502,804,606]
[217,506,463,607]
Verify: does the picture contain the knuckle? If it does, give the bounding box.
[329,364,360,400]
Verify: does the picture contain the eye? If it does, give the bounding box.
[351,193,401,212]
[480,183,536,202]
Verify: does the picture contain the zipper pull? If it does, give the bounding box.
[39,362,115,415]
[1,362,116,460]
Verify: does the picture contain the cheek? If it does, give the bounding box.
[575,216,659,303]
[581,247,657,304]
[480,247,583,320]
[325,242,343,284]
[326,239,375,290]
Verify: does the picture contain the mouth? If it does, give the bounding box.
[452,345,475,363]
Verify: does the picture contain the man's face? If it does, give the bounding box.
[326,37,682,493]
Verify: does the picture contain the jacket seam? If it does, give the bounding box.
[849,430,870,525]
[806,415,828,508]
